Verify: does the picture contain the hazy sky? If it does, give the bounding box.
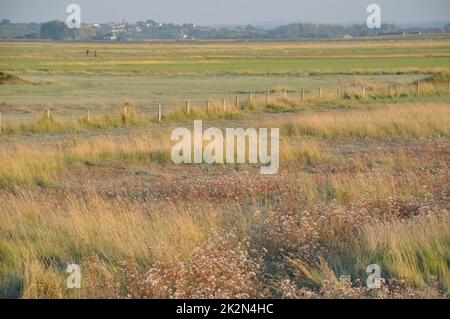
[1,0,449,25]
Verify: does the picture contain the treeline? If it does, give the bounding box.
[130,21,398,40]
[1,18,449,41]
[0,20,103,40]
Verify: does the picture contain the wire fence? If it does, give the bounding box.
[0,80,449,133]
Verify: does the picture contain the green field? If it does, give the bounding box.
[1,39,449,123]
[1,40,450,75]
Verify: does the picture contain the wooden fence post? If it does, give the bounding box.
[336,87,341,98]
[86,110,90,123]
[266,91,270,106]
[185,100,190,114]
[283,89,287,99]
[448,81,450,94]
[121,106,128,123]
[206,100,210,113]
[45,109,51,120]
[362,85,366,98]
[318,88,322,98]
[417,82,421,94]
[222,99,226,111]
[248,92,253,105]
[158,104,162,122]
[301,88,305,103]
[235,96,239,110]
[0,112,2,134]
[388,85,392,96]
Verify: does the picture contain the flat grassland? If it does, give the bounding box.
[0,39,449,298]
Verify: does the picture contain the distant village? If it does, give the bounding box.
[1,18,449,41]
[90,20,206,41]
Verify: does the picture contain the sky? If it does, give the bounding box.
[0,0,449,26]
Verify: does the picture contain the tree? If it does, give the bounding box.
[40,20,70,40]
[445,24,450,33]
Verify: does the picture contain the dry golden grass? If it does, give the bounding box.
[278,102,450,139]
[0,102,448,189]
[1,79,449,137]
[0,99,448,299]
[0,190,221,297]
[0,133,171,187]
[357,213,450,290]
[1,150,448,298]
[1,38,449,298]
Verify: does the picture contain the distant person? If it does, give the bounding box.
[94,50,98,57]
[86,49,90,57]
